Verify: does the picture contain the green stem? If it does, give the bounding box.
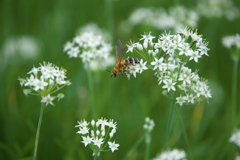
[231,58,238,128]
[178,106,191,160]
[164,64,182,149]
[93,155,97,160]
[164,95,176,149]
[87,68,96,119]
[121,135,144,160]
[33,103,45,160]
[144,134,151,160]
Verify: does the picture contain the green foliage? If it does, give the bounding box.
[0,0,240,159]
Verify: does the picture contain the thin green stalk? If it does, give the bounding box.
[93,155,97,160]
[144,134,151,160]
[164,64,182,149]
[87,68,96,119]
[33,103,45,160]
[164,95,176,149]
[231,58,238,127]
[121,135,144,160]
[178,106,191,160]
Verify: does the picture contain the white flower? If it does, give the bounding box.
[41,94,55,106]
[57,93,64,101]
[128,65,140,78]
[126,41,137,53]
[222,33,240,61]
[127,6,199,32]
[93,138,104,148]
[75,120,89,128]
[138,59,148,73]
[151,57,165,71]
[82,136,93,147]
[108,141,119,152]
[162,79,176,92]
[188,50,201,62]
[34,78,48,91]
[77,127,89,135]
[19,62,70,105]
[27,67,39,75]
[153,149,187,160]
[23,89,31,96]
[143,117,155,132]
[67,46,79,58]
[2,36,39,66]
[229,129,240,147]
[176,95,188,106]
[108,119,117,129]
[24,75,36,86]
[75,118,119,155]
[63,31,112,70]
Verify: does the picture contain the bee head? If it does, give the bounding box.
[106,70,117,78]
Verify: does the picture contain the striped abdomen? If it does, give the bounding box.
[125,58,140,65]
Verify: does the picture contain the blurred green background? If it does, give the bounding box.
[1,0,240,159]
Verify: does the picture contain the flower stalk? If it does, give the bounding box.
[33,103,44,160]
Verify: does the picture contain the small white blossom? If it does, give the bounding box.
[82,136,93,147]
[93,138,104,148]
[151,57,165,71]
[41,94,55,106]
[162,79,176,92]
[176,95,188,106]
[108,141,120,152]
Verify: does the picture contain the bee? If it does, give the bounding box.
[107,40,140,77]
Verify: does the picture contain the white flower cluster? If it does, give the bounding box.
[1,36,39,67]
[63,32,114,70]
[152,149,187,160]
[75,118,119,156]
[143,117,155,132]
[196,0,239,21]
[236,156,240,160]
[127,6,199,32]
[127,28,212,106]
[18,62,71,106]
[143,117,155,144]
[77,23,112,41]
[229,128,240,147]
[222,33,240,49]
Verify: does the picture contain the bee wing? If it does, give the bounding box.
[115,39,126,62]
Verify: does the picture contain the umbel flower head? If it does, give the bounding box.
[229,128,240,147]
[126,27,212,106]
[152,149,187,160]
[18,62,71,106]
[222,33,240,62]
[75,118,119,157]
[143,117,155,144]
[63,31,114,70]
[196,0,239,21]
[126,6,199,33]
